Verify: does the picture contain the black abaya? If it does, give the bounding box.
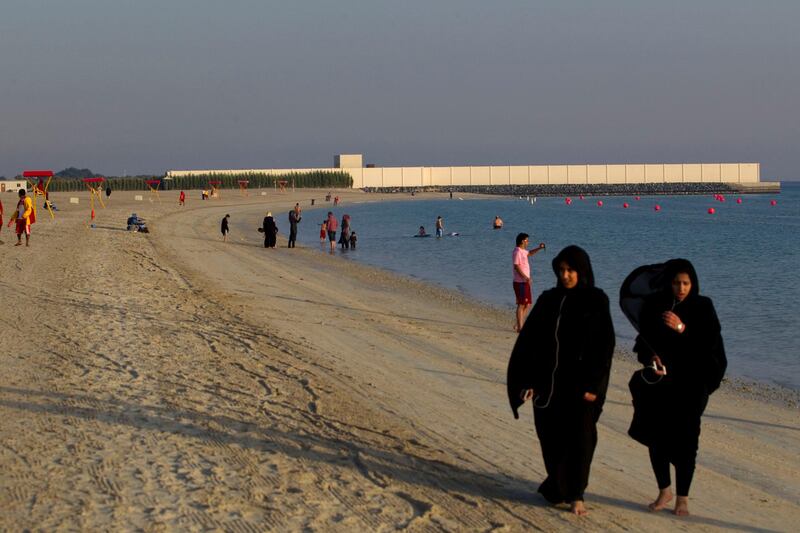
[507,246,615,503]
[623,259,726,497]
[263,216,277,248]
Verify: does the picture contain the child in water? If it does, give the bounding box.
[349,231,357,249]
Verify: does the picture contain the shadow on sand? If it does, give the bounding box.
[0,386,774,531]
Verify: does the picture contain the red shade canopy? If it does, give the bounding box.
[83,177,105,183]
[208,180,222,185]
[145,180,161,185]
[238,180,249,184]
[23,170,54,177]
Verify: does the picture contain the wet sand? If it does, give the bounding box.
[0,188,797,531]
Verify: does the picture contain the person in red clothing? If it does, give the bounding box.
[9,189,35,247]
[512,233,545,332]
[0,198,4,244]
[179,190,186,206]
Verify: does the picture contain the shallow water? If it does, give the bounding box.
[297,184,800,390]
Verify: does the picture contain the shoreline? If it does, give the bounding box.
[293,192,799,399]
[1,187,798,530]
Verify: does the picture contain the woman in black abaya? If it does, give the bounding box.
[622,259,726,516]
[507,246,615,515]
[262,212,277,248]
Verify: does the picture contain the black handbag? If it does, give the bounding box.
[627,367,669,447]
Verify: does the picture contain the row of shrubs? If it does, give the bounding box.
[45,171,353,192]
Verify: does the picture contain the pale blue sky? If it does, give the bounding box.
[1,1,797,179]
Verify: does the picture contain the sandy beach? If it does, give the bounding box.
[1,188,797,532]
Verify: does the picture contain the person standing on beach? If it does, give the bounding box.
[0,198,4,244]
[9,189,35,247]
[179,190,186,206]
[287,208,301,248]
[512,233,545,332]
[263,212,277,248]
[220,214,230,242]
[622,259,726,517]
[326,212,338,252]
[435,216,444,238]
[507,245,615,516]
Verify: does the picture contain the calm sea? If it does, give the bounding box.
[297,183,800,390]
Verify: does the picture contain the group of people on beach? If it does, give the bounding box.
[508,237,727,517]
[220,203,309,249]
[320,211,356,252]
[217,195,358,253]
[0,189,35,247]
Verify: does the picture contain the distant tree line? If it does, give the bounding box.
[43,169,353,192]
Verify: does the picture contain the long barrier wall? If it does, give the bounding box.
[168,162,760,189]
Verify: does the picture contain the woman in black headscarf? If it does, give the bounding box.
[262,212,277,248]
[625,259,726,516]
[507,246,615,516]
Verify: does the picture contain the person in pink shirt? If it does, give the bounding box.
[513,233,546,332]
[326,211,338,252]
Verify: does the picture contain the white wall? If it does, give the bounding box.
[167,162,761,189]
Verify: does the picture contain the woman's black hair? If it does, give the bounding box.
[551,245,595,288]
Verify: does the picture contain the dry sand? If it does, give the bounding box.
[0,188,797,531]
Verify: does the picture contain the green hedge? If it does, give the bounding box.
[46,171,353,192]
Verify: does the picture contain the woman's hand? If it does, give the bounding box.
[651,355,667,376]
[662,310,685,333]
[520,389,535,402]
[583,392,597,402]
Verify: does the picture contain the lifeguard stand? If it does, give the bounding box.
[23,170,55,220]
[277,180,288,193]
[208,180,222,198]
[145,179,161,202]
[83,177,105,224]
[238,180,249,196]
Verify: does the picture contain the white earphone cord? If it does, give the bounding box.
[534,295,566,409]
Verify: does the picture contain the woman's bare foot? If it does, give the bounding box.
[648,488,673,512]
[673,496,689,516]
[570,500,588,516]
